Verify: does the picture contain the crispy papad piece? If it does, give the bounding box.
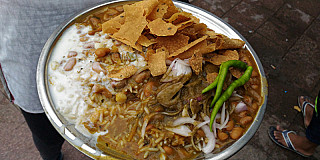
[102,0,158,34]
[179,23,208,40]
[206,72,218,84]
[156,33,189,55]
[159,0,179,19]
[170,35,208,57]
[205,50,239,65]
[148,18,178,36]
[148,48,168,76]
[175,40,216,59]
[131,0,159,16]
[111,5,147,51]
[108,65,138,79]
[167,12,200,30]
[145,47,156,60]
[189,50,203,75]
[147,2,168,21]
[102,13,125,34]
[217,35,245,50]
[137,34,156,47]
[167,12,192,24]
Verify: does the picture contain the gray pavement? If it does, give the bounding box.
[1,0,320,159]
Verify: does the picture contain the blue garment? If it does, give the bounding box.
[0,0,103,113]
[306,91,320,145]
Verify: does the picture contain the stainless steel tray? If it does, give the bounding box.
[37,0,268,159]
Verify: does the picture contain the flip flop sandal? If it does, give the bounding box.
[268,126,310,157]
[298,96,315,128]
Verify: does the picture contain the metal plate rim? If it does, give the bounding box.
[37,1,268,159]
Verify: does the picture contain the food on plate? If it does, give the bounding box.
[48,0,263,159]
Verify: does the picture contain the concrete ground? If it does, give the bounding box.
[1,0,320,159]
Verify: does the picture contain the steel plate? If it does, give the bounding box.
[37,0,268,159]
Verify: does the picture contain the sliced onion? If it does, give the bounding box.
[232,91,243,98]
[173,117,195,126]
[220,103,226,126]
[196,120,210,128]
[218,111,229,130]
[215,113,221,120]
[213,118,217,138]
[235,101,248,113]
[161,58,192,82]
[165,125,192,137]
[201,125,215,154]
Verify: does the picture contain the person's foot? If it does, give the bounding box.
[298,96,314,127]
[273,126,315,156]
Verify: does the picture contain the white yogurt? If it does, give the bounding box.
[48,24,147,138]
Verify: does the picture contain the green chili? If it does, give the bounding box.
[209,66,253,131]
[210,60,248,108]
[202,74,220,94]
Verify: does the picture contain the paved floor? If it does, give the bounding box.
[1,0,320,159]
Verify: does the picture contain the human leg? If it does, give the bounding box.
[306,97,320,145]
[21,110,64,160]
[269,93,319,157]
[298,96,314,127]
[270,126,317,156]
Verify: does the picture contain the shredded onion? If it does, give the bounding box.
[201,125,215,154]
[232,91,243,98]
[165,125,192,137]
[173,117,195,126]
[218,111,229,130]
[196,120,210,128]
[235,101,247,113]
[213,118,217,138]
[161,58,192,82]
[220,103,226,126]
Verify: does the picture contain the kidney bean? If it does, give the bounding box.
[67,51,78,58]
[95,48,110,57]
[63,58,76,71]
[239,111,248,118]
[230,127,243,140]
[217,130,229,141]
[225,120,234,131]
[252,102,259,111]
[134,71,150,83]
[240,116,253,126]
[144,81,157,97]
[243,95,252,106]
